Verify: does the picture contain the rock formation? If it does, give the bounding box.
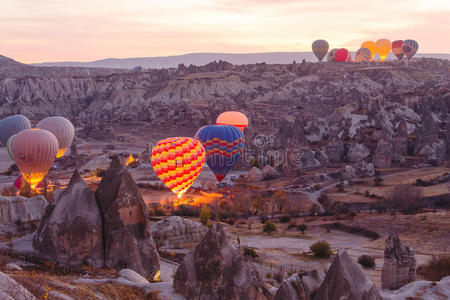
[347,143,370,163]
[381,233,416,290]
[262,165,280,180]
[33,170,104,268]
[248,167,264,182]
[314,250,381,300]
[373,137,393,168]
[0,271,37,300]
[173,223,270,300]
[0,195,47,233]
[95,155,160,278]
[325,133,344,163]
[150,216,208,249]
[274,270,323,300]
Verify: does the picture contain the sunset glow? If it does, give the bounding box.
[1,0,449,63]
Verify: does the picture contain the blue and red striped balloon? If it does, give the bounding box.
[197,125,245,182]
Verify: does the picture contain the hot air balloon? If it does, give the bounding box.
[312,40,329,61]
[355,48,372,62]
[6,135,15,160]
[361,41,377,61]
[194,126,206,140]
[327,48,338,62]
[151,137,205,198]
[11,129,58,189]
[36,116,75,158]
[402,39,418,60]
[216,111,248,133]
[376,39,392,61]
[334,48,351,62]
[197,125,245,182]
[392,40,404,60]
[0,115,31,146]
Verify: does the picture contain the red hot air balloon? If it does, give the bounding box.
[334,48,350,62]
[392,40,404,60]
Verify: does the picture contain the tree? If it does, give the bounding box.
[358,255,375,269]
[200,205,211,226]
[385,185,424,213]
[297,223,308,234]
[250,193,266,215]
[273,190,289,213]
[263,221,277,235]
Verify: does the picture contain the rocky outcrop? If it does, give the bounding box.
[150,216,208,249]
[347,143,370,163]
[0,271,37,300]
[173,223,270,300]
[295,149,321,171]
[325,133,344,163]
[373,138,393,168]
[33,170,104,268]
[274,270,323,300]
[381,234,416,290]
[95,155,160,278]
[262,165,280,180]
[0,195,47,233]
[248,167,264,182]
[380,276,450,299]
[314,250,381,300]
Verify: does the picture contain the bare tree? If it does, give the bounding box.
[385,185,424,213]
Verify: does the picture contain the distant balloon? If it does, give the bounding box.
[151,137,205,198]
[334,48,351,62]
[11,129,58,189]
[312,40,329,61]
[376,39,392,61]
[361,41,377,61]
[402,39,418,59]
[6,135,15,161]
[355,48,372,62]
[216,111,248,133]
[327,48,338,62]
[0,115,31,146]
[37,116,75,158]
[197,125,245,182]
[392,40,404,60]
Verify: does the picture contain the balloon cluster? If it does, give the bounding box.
[0,115,74,188]
[312,39,419,62]
[151,111,248,197]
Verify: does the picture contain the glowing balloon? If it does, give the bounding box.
[151,137,205,198]
[216,111,248,133]
[0,115,31,146]
[327,48,338,62]
[37,116,75,158]
[197,125,245,182]
[376,39,392,61]
[361,41,377,61]
[6,135,15,160]
[11,129,58,188]
[402,39,418,59]
[334,48,351,62]
[312,40,329,61]
[392,40,404,60]
[355,48,372,62]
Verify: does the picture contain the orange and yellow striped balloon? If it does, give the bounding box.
[151,137,205,198]
[355,47,372,62]
[376,39,391,61]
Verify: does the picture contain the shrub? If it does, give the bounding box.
[259,214,268,224]
[374,177,384,186]
[322,222,380,239]
[273,272,283,285]
[279,215,291,223]
[417,255,450,281]
[385,185,424,213]
[297,223,308,234]
[310,241,332,258]
[200,206,211,226]
[172,204,200,217]
[358,255,375,269]
[287,222,297,229]
[243,247,259,260]
[263,221,277,235]
[266,272,272,279]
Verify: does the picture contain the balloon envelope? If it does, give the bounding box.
[197,125,245,182]
[355,48,372,62]
[312,40,329,61]
[392,40,404,60]
[334,48,350,62]
[37,116,75,158]
[11,129,58,188]
[216,111,248,132]
[402,39,418,59]
[0,115,31,146]
[6,135,15,160]
[361,41,377,60]
[327,48,338,62]
[376,39,392,61]
[151,137,205,197]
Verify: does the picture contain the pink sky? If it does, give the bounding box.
[2,0,449,63]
